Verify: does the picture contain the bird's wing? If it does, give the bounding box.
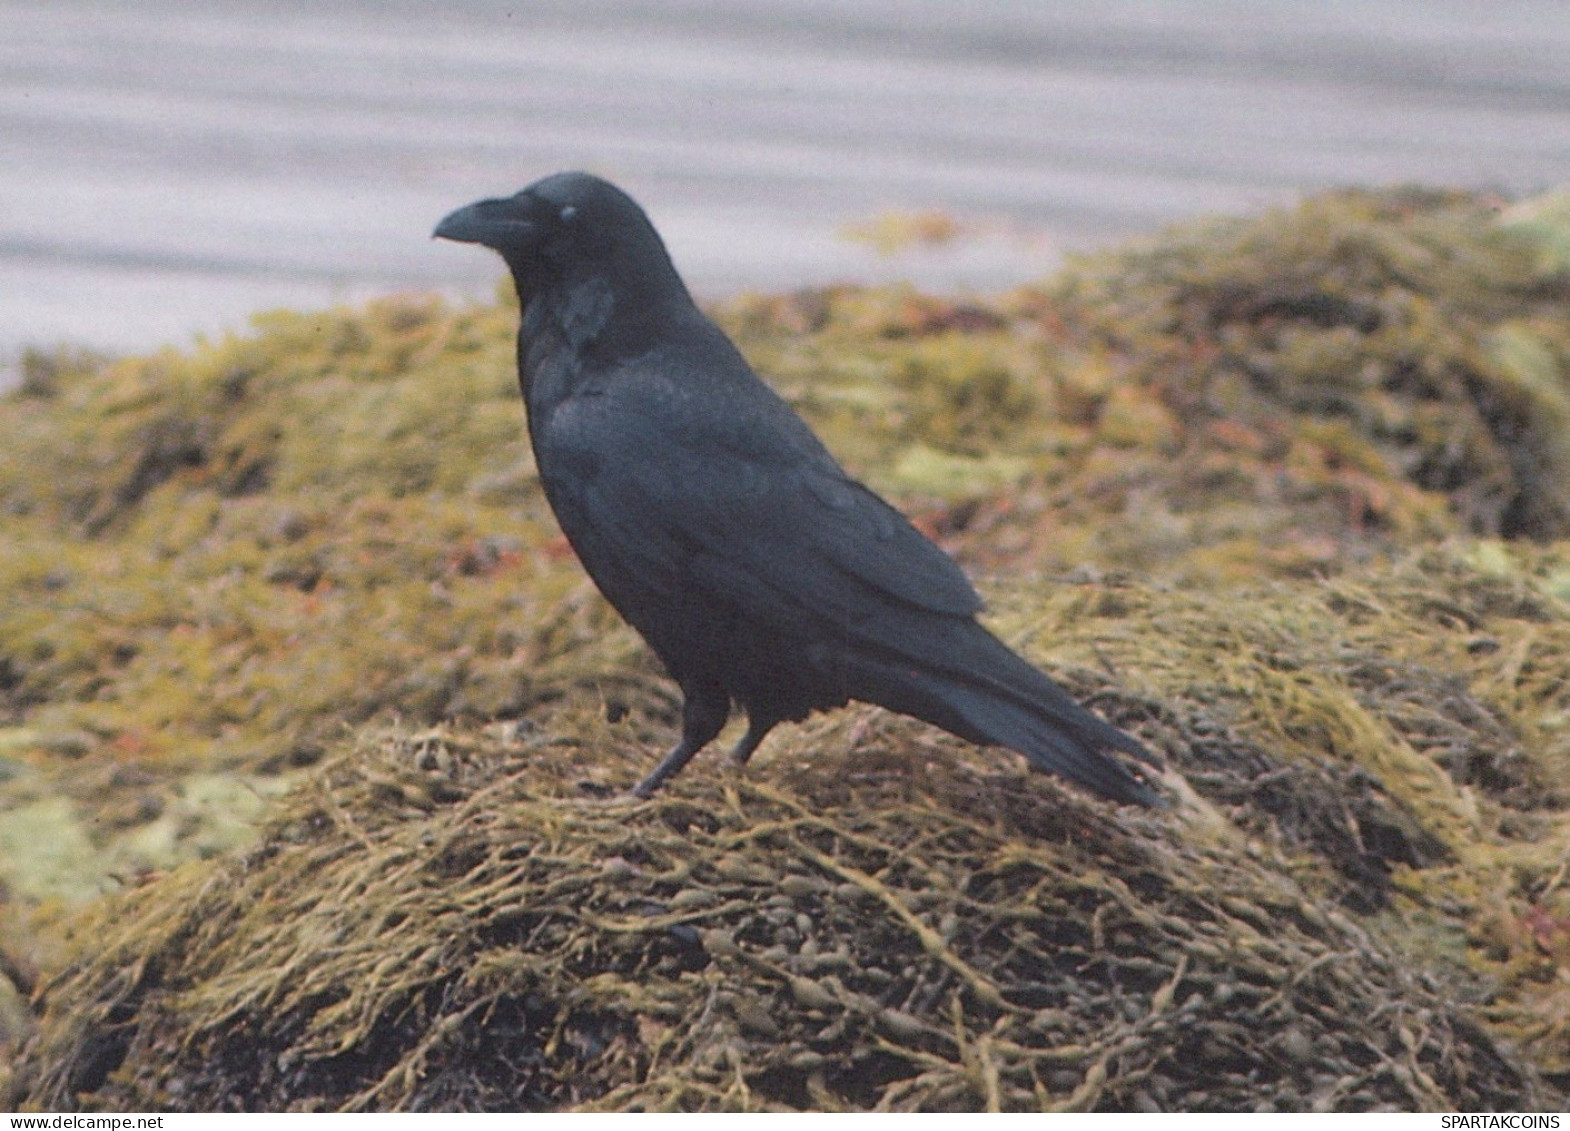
[684,443,984,625]
[537,350,982,635]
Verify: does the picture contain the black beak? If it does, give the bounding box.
[433,196,538,250]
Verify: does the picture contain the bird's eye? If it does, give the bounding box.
[560,205,578,223]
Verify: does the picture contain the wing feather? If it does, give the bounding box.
[536,342,982,639]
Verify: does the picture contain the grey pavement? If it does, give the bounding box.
[4,0,1568,373]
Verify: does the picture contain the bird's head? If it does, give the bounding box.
[434,172,687,309]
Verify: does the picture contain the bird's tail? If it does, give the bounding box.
[846,625,1162,806]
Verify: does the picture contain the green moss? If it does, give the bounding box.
[0,796,105,905]
[885,443,1032,501]
[1498,188,1570,279]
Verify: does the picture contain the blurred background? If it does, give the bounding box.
[4,0,1569,370]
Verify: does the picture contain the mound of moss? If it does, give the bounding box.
[3,185,1570,1110]
[11,539,1569,1110]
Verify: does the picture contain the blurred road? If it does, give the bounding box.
[4,0,1569,367]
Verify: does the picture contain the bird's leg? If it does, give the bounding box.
[632,688,728,798]
[727,712,779,767]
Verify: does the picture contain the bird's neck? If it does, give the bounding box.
[512,280,669,414]
[522,260,694,357]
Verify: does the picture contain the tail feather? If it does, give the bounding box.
[931,676,1161,805]
[843,629,1163,806]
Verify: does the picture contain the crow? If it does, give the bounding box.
[434,172,1161,805]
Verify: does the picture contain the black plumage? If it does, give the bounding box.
[435,172,1161,804]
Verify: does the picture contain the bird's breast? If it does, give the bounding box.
[534,396,609,481]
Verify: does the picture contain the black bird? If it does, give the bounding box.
[434,172,1161,805]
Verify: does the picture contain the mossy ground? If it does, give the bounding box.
[3,187,1569,1109]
